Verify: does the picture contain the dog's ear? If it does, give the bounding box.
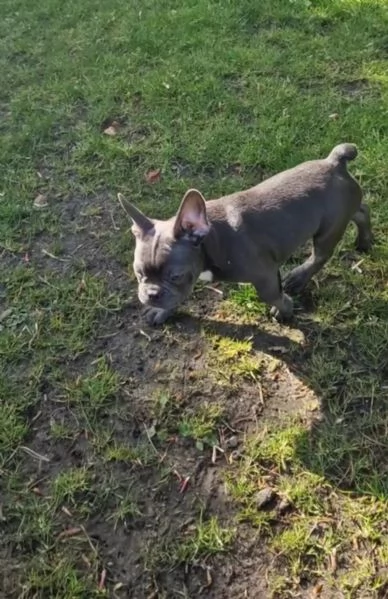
[173,189,210,242]
[117,193,154,237]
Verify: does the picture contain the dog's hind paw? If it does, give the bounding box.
[355,235,373,253]
[283,272,308,295]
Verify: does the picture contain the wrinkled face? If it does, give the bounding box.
[133,226,204,311]
[117,188,211,315]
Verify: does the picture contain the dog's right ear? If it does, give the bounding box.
[117,193,154,237]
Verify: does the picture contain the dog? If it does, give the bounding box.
[118,143,372,325]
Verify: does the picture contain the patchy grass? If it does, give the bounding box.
[227,423,388,597]
[1,0,388,597]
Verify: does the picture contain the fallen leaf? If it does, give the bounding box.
[312,582,324,596]
[256,487,276,509]
[33,194,48,208]
[58,527,82,539]
[103,120,120,136]
[145,169,161,184]
[329,113,339,120]
[103,126,117,136]
[179,476,190,494]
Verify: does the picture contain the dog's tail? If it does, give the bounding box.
[327,143,358,166]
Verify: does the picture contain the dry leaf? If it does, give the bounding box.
[145,169,161,184]
[103,126,117,136]
[103,120,120,136]
[312,582,323,596]
[58,527,82,539]
[329,548,338,573]
[329,113,339,120]
[33,194,48,208]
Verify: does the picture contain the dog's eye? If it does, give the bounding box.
[169,272,184,283]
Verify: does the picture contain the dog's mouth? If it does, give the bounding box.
[138,282,193,311]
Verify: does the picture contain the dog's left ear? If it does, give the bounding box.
[173,189,210,242]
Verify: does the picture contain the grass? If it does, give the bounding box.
[1,0,388,597]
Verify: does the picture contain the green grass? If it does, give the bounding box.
[1,0,388,597]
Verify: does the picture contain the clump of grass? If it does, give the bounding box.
[178,402,224,450]
[23,555,102,599]
[224,284,267,319]
[227,421,388,597]
[208,335,264,382]
[104,441,155,467]
[169,515,235,565]
[52,466,91,508]
[65,357,122,415]
[107,491,142,530]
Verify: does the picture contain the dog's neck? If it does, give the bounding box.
[200,225,224,279]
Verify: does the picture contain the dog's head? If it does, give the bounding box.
[118,189,210,313]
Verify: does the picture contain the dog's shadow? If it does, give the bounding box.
[177,303,388,501]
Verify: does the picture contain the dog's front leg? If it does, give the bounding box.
[252,269,293,321]
[143,307,173,326]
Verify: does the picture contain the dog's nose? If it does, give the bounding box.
[147,288,161,302]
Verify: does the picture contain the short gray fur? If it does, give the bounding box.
[118,143,373,325]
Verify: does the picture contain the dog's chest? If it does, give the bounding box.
[198,270,214,283]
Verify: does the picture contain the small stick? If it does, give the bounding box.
[20,446,50,462]
[143,424,159,456]
[98,568,107,590]
[41,249,69,262]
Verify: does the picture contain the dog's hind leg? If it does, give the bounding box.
[284,225,348,295]
[352,203,373,252]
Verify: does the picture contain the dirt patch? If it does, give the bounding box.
[4,190,384,599]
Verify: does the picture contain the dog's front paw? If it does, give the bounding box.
[143,307,171,326]
[270,294,294,322]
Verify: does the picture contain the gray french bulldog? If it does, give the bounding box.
[118,143,372,325]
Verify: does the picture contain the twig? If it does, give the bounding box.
[110,210,120,231]
[58,527,82,540]
[80,525,98,555]
[41,248,69,262]
[139,329,152,341]
[20,446,50,462]
[204,285,223,295]
[98,568,107,590]
[351,258,364,273]
[143,424,160,456]
[257,381,264,405]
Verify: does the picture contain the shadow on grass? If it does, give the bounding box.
[178,296,388,500]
